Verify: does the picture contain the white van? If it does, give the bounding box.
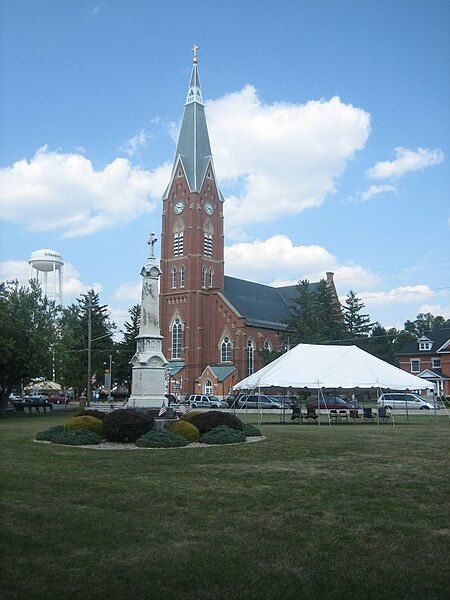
[377,393,437,411]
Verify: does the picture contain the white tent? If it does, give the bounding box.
[234,343,431,391]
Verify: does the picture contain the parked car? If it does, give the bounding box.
[236,395,284,409]
[47,394,67,404]
[271,395,298,408]
[307,396,362,410]
[187,394,228,409]
[377,393,438,411]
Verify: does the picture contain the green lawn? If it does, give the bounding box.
[1,415,449,600]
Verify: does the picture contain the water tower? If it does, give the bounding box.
[29,249,64,305]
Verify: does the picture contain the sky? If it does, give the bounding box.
[1,0,449,334]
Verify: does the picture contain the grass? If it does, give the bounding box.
[1,415,449,600]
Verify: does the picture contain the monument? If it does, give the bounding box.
[129,233,168,409]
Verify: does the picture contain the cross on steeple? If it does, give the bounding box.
[192,44,199,63]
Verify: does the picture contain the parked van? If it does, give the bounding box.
[377,393,437,410]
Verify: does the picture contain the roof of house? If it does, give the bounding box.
[209,365,237,382]
[223,276,321,331]
[398,327,450,355]
[418,368,447,379]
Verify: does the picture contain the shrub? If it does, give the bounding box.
[75,409,106,421]
[169,420,199,442]
[66,415,103,435]
[135,431,188,448]
[186,411,244,434]
[180,410,203,423]
[50,429,101,446]
[242,423,262,437]
[35,425,65,442]
[199,425,246,445]
[102,409,154,443]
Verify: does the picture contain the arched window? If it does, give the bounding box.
[221,336,232,363]
[179,265,185,288]
[171,318,182,359]
[203,232,213,257]
[201,265,207,288]
[204,379,213,394]
[173,231,184,256]
[171,266,177,288]
[246,338,254,376]
[264,339,273,352]
[209,267,214,288]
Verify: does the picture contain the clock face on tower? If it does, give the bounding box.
[204,202,214,216]
[174,201,184,214]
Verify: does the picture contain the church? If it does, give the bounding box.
[159,49,338,398]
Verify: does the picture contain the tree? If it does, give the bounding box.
[342,290,372,341]
[55,290,116,394]
[114,304,140,385]
[367,323,398,365]
[314,279,347,343]
[285,279,346,344]
[404,313,449,338]
[285,280,318,343]
[0,280,57,416]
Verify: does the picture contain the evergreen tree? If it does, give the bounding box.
[285,278,346,344]
[285,280,317,343]
[114,304,140,385]
[55,290,116,394]
[0,280,57,416]
[314,279,347,343]
[343,290,372,338]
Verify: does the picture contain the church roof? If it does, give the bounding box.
[163,60,222,199]
[209,365,237,382]
[223,276,321,331]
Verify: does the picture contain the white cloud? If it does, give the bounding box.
[357,184,396,202]
[0,259,102,300]
[204,87,370,233]
[0,146,170,237]
[120,129,150,158]
[113,280,142,302]
[361,285,434,306]
[418,304,450,319]
[367,147,444,180]
[224,235,380,290]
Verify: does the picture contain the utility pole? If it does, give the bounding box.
[108,354,112,403]
[87,294,92,407]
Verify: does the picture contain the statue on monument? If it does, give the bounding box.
[129,231,168,410]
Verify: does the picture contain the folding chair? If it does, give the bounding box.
[363,408,375,422]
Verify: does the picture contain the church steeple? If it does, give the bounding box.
[163,47,221,197]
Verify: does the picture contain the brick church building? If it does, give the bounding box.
[159,52,338,397]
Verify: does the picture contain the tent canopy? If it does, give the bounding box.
[234,343,431,391]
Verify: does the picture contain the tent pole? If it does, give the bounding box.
[258,385,261,426]
[376,385,380,430]
[317,384,320,426]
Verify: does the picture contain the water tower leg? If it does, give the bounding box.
[59,267,63,305]
[44,271,48,297]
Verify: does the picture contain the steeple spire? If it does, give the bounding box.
[163,46,224,197]
[186,44,203,105]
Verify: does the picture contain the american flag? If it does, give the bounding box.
[158,405,167,416]
[175,403,187,415]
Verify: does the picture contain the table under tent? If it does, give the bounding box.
[233,343,437,426]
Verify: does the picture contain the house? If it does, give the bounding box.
[398,327,450,396]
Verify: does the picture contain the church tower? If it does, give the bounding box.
[160,47,225,394]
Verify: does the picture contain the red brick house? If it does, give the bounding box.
[159,54,338,397]
[398,327,450,397]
